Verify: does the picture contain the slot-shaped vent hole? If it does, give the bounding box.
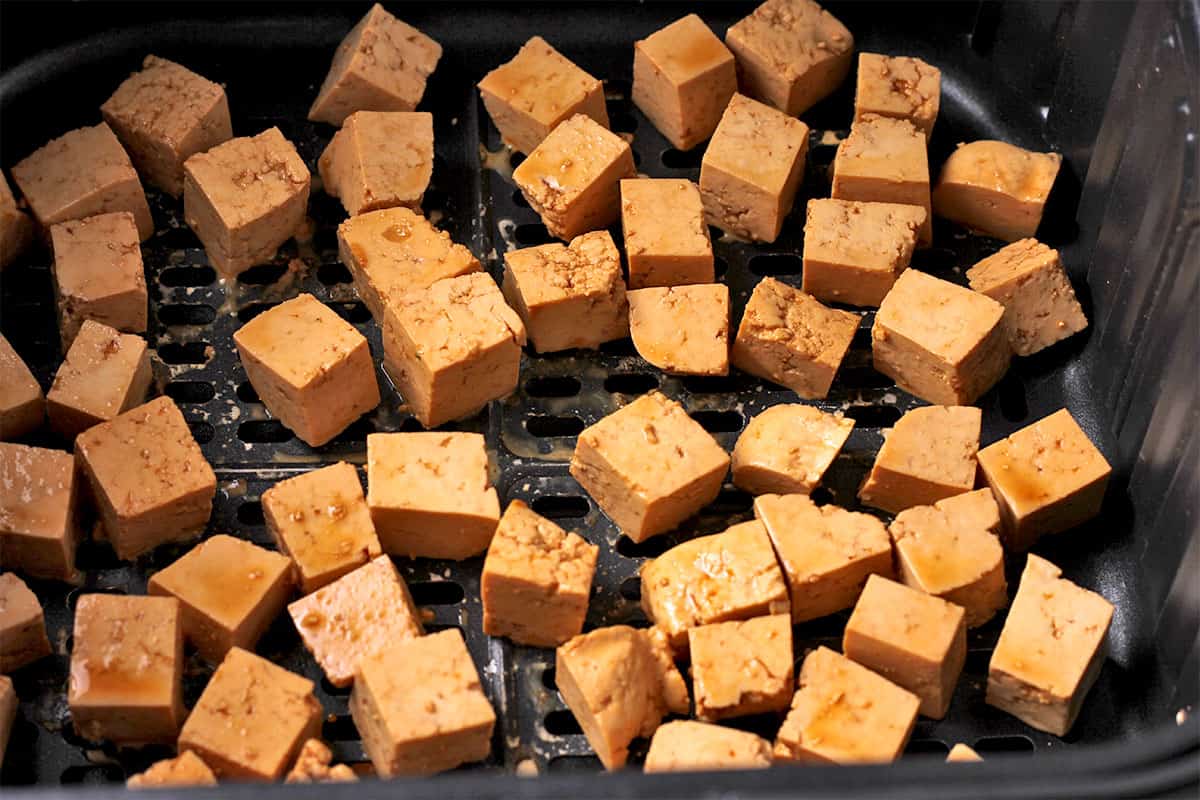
[530,495,589,519]
[525,415,585,437]
[599,338,635,357]
[997,373,1029,422]
[844,405,902,427]
[838,366,895,389]
[690,409,743,433]
[616,535,677,559]
[409,581,466,606]
[187,421,215,444]
[317,263,354,285]
[681,375,742,394]
[610,112,638,133]
[510,152,526,170]
[330,301,371,324]
[974,735,1035,754]
[158,303,217,326]
[164,381,215,404]
[160,266,216,287]
[661,148,704,169]
[511,189,531,208]
[322,715,358,742]
[906,739,951,756]
[604,372,658,395]
[526,376,581,398]
[236,382,261,403]
[237,302,278,323]
[514,223,554,246]
[237,420,293,443]
[237,263,289,285]
[749,254,803,276]
[620,576,641,601]
[708,488,754,514]
[237,500,264,525]
[157,342,211,364]
[543,710,583,736]
[809,487,835,506]
[541,665,557,691]
[331,418,375,443]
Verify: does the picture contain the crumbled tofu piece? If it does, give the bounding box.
[832,115,932,246]
[853,53,941,138]
[0,572,53,672]
[690,614,793,720]
[570,391,729,543]
[351,628,495,776]
[872,269,1011,405]
[0,172,34,269]
[0,443,81,581]
[627,284,729,376]
[933,140,1062,242]
[319,111,433,216]
[127,751,218,789]
[946,743,983,762]
[286,739,357,783]
[620,178,714,288]
[976,408,1111,551]
[0,334,45,440]
[46,320,151,440]
[644,721,772,772]
[732,404,854,495]
[987,554,1113,736]
[0,676,18,765]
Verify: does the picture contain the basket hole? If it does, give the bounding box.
[398,416,425,432]
[60,764,124,784]
[331,418,375,443]
[809,487,835,506]
[690,409,743,433]
[844,405,902,427]
[164,381,215,404]
[530,495,589,519]
[187,421,215,444]
[236,382,262,404]
[157,341,210,364]
[511,188,531,208]
[514,223,554,246]
[409,581,465,606]
[974,735,1035,754]
[510,152,526,170]
[237,263,289,285]
[525,376,581,398]
[525,415,584,437]
[541,665,557,691]
[548,755,602,772]
[709,487,754,514]
[158,303,217,326]
[317,263,354,285]
[660,148,704,169]
[616,535,676,559]
[238,420,293,443]
[906,739,950,756]
[599,338,635,356]
[237,500,264,526]
[610,112,638,133]
[749,254,802,276]
[237,302,278,323]
[322,715,358,742]
[997,373,1029,422]
[838,366,895,389]
[543,710,583,736]
[681,374,741,394]
[160,265,216,287]
[619,576,641,601]
[330,301,371,324]
[604,372,658,395]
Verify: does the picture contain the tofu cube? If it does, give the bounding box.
[976,408,1111,551]
[871,269,1011,405]
[640,520,790,649]
[234,293,380,447]
[0,172,34,269]
[967,238,1089,356]
[49,211,148,350]
[853,53,941,138]
[0,572,53,672]
[69,594,185,744]
[501,230,629,353]
[0,443,81,581]
[308,3,442,126]
[180,647,323,781]
[101,55,233,197]
[481,499,598,648]
[689,614,793,720]
[366,432,500,559]
[844,575,967,719]
[148,534,294,663]
[11,122,153,241]
[262,462,382,593]
[732,404,854,495]
[286,738,357,783]
[775,646,919,764]
[478,36,609,154]
[46,320,151,440]
[753,493,893,623]
[351,629,495,777]
[382,272,525,428]
[555,625,689,770]
[288,554,423,688]
[633,14,737,151]
[570,391,729,543]
[0,334,45,440]
[858,405,982,514]
[318,111,433,216]
[987,554,1113,736]
[731,277,859,399]
[725,0,854,116]
[75,396,216,560]
[801,198,927,307]
[832,115,932,245]
[183,127,311,277]
[513,114,635,241]
[933,141,1062,242]
[0,675,14,763]
[699,93,809,243]
[947,743,983,762]
[628,284,729,376]
[126,751,218,789]
[644,721,772,772]
[620,178,714,289]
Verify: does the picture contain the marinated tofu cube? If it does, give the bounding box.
[987,554,1113,736]
[69,594,185,744]
[0,443,80,581]
[967,238,1089,356]
[11,122,153,240]
[633,14,737,151]
[75,396,217,560]
[182,127,311,277]
[101,55,233,197]
[0,334,45,440]
[46,321,151,440]
[351,628,495,777]
[732,404,854,495]
[126,751,218,789]
[872,269,1011,405]
[620,178,714,288]
[148,534,294,663]
[501,230,629,353]
[699,93,809,243]
[180,647,323,781]
[49,211,148,350]
[933,141,1062,242]
[513,114,635,240]
[627,284,729,376]
[366,432,500,559]
[775,646,919,764]
[690,614,793,720]
[947,743,983,762]
[286,739,357,783]
[801,198,927,307]
[318,111,433,217]
[570,391,729,543]
[308,3,442,126]
[640,520,789,649]
[858,405,982,514]
[288,554,423,688]
[644,721,772,772]
[262,462,382,593]
[832,115,932,246]
[481,500,598,648]
[844,575,967,719]
[731,277,859,398]
[555,625,689,770]
[725,0,854,116]
[234,293,380,447]
[0,572,53,672]
[853,53,941,138]
[976,408,1111,551]
[478,36,609,154]
[0,172,34,269]
[381,272,525,428]
[0,675,14,763]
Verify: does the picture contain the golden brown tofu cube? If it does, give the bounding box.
[627,284,729,376]
[318,111,433,217]
[0,172,34,269]
[853,53,941,138]
[286,739,357,783]
[933,141,1062,242]
[0,334,45,440]
[732,404,854,495]
[570,391,729,543]
[0,443,80,580]
[351,628,495,777]
[976,408,1111,551]
[46,320,151,440]
[987,554,1113,736]
[126,751,218,789]
[689,614,793,720]
[620,178,714,288]
[0,675,14,762]
[643,721,772,773]
[0,572,53,672]
[832,115,932,246]
[947,743,983,762]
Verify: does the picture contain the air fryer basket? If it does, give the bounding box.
[0,1,1196,797]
